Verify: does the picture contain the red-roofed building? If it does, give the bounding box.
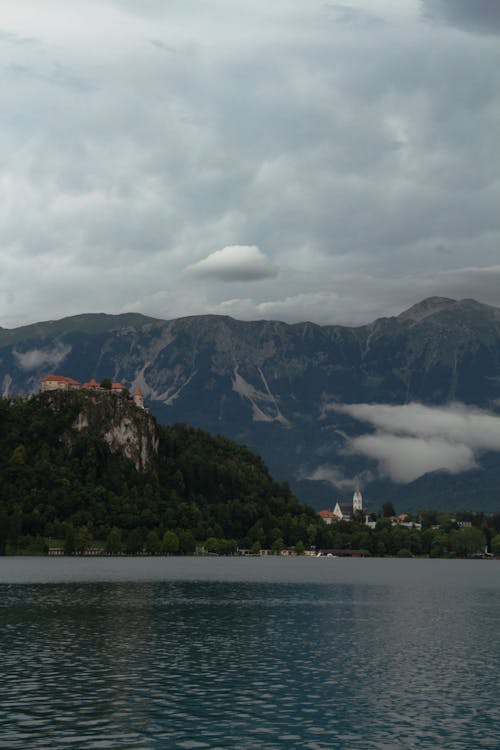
[317,509,339,526]
[82,378,100,390]
[41,374,81,392]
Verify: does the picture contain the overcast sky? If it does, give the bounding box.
[1,0,499,328]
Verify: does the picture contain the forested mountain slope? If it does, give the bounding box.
[0,391,319,553]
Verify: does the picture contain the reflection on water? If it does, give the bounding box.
[0,560,499,749]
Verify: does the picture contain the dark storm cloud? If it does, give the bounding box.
[421,0,500,35]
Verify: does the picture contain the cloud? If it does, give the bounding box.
[421,0,500,35]
[185,245,278,282]
[351,433,476,483]
[205,266,500,325]
[0,2,499,327]
[329,402,500,483]
[13,343,71,372]
[323,4,385,27]
[305,464,374,490]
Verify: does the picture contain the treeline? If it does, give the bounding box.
[316,511,500,558]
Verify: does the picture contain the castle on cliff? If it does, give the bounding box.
[40,374,145,409]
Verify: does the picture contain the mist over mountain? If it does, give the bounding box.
[3,297,500,512]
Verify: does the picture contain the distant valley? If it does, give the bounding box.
[2,296,500,512]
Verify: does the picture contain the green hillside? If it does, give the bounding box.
[0,392,320,554]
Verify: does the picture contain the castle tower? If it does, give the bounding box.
[353,487,363,513]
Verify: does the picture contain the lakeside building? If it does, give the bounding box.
[389,514,422,531]
[40,374,145,410]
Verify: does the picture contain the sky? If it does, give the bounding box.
[1,0,499,328]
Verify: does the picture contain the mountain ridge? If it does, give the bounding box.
[2,297,500,512]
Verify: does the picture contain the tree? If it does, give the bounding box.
[271,537,285,554]
[9,444,26,465]
[178,530,195,555]
[0,509,9,554]
[382,502,396,518]
[125,528,144,554]
[397,548,412,557]
[491,534,500,555]
[74,526,92,554]
[162,530,179,554]
[205,537,219,554]
[100,378,112,390]
[295,540,305,555]
[450,527,485,557]
[64,524,76,555]
[250,540,261,555]
[145,530,161,554]
[105,527,122,554]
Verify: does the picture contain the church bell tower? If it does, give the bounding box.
[353,487,363,513]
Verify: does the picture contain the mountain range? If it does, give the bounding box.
[3,296,500,512]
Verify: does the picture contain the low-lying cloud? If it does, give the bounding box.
[14,343,71,372]
[185,245,278,282]
[330,402,500,483]
[306,464,374,490]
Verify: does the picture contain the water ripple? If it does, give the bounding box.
[0,560,499,749]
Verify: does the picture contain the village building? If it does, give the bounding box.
[390,514,422,531]
[317,509,338,525]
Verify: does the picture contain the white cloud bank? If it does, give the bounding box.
[13,343,71,372]
[330,402,500,483]
[185,245,278,282]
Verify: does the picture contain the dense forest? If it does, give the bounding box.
[0,393,322,554]
[0,393,499,557]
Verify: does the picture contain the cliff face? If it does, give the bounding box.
[43,390,159,472]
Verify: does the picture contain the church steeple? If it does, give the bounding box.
[353,487,363,513]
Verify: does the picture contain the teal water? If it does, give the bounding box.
[0,557,498,749]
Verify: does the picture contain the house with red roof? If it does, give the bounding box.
[317,509,339,525]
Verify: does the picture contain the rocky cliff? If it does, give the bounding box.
[43,390,158,472]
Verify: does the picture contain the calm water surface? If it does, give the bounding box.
[0,557,498,749]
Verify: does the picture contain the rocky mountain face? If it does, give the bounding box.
[2,298,500,512]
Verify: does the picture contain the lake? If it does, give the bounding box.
[0,557,498,749]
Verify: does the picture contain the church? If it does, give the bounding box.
[333,488,363,521]
[318,488,363,524]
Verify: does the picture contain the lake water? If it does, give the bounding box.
[0,557,498,749]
